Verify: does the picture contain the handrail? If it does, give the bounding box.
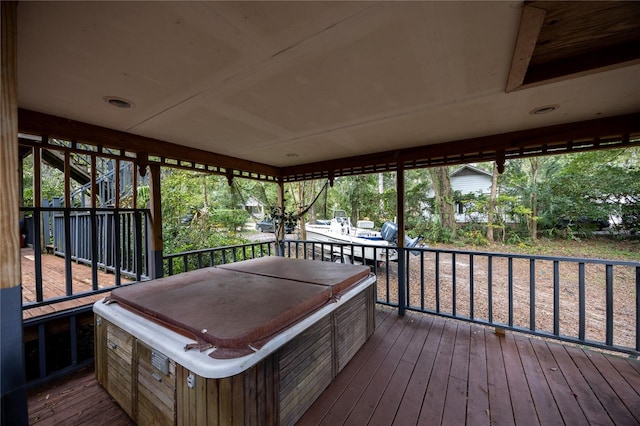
[21,238,638,389]
[277,240,639,355]
[20,206,151,311]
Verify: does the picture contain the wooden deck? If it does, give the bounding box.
[21,248,130,320]
[27,307,640,425]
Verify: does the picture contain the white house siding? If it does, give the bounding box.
[424,165,502,223]
[450,168,492,195]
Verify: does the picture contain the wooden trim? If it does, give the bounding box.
[18,109,281,180]
[148,164,163,253]
[17,110,640,185]
[282,113,640,182]
[506,5,546,92]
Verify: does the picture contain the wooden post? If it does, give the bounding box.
[0,2,29,424]
[148,163,163,278]
[396,165,406,316]
[276,179,285,256]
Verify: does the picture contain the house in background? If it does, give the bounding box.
[242,195,266,220]
[425,164,497,223]
[450,165,494,223]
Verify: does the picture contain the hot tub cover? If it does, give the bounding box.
[217,256,370,295]
[108,258,370,358]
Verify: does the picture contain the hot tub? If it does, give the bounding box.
[94,257,376,425]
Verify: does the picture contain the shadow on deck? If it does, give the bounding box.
[28,307,640,425]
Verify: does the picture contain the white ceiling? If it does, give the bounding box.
[17,1,640,168]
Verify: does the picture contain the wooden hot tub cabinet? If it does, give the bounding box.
[94,257,376,425]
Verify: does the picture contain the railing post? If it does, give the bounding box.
[397,164,406,316]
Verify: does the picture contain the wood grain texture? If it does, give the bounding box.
[30,307,640,425]
[1,1,20,289]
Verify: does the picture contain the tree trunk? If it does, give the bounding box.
[486,162,499,242]
[529,158,539,241]
[428,166,456,235]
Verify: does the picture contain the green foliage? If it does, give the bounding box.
[209,209,250,232]
[163,216,249,256]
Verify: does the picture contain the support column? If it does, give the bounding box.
[276,179,285,256]
[396,165,406,316]
[1,2,29,424]
[148,163,163,278]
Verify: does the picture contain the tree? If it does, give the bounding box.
[486,162,499,242]
[428,166,456,237]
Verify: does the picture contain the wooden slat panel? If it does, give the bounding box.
[279,314,334,426]
[336,291,368,371]
[137,342,176,426]
[104,322,134,417]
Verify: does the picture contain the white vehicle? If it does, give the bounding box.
[304,210,422,265]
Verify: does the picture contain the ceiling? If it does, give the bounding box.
[16,1,640,179]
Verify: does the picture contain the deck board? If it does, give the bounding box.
[21,248,131,320]
[27,307,640,425]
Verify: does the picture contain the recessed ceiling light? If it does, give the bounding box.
[530,104,558,115]
[286,153,299,158]
[103,96,133,109]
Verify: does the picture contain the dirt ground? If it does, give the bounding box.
[375,238,640,351]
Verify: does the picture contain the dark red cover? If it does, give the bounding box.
[109,258,369,358]
[218,256,370,295]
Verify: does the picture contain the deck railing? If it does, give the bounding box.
[22,238,639,388]
[20,207,150,310]
[163,239,640,355]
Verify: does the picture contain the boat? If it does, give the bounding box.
[304,210,422,265]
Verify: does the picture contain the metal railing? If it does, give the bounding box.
[22,238,639,388]
[20,207,150,311]
[165,239,640,356]
[169,240,640,355]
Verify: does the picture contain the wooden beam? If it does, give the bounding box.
[148,163,163,279]
[282,113,640,181]
[18,109,281,180]
[1,2,29,424]
[0,1,20,290]
[506,5,546,92]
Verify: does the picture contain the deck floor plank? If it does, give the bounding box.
[500,333,537,425]
[390,315,445,425]
[582,349,640,423]
[317,309,417,426]
[21,248,129,320]
[441,322,471,426]
[367,314,433,426]
[565,345,638,425]
[528,336,589,424]
[343,314,425,425]
[415,319,458,425]
[484,328,516,425]
[26,308,640,426]
[515,336,565,425]
[545,342,614,426]
[465,326,490,426]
